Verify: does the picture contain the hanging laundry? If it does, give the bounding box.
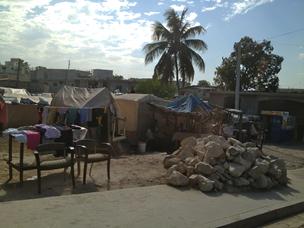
[79,108,91,123]
[47,107,58,124]
[66,108,78,125]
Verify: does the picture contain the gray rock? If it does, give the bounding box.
[252,174,268,189]
[234,177,250,186]
[164,156,181,169]
[228,137,243,147]
[186,166,195,177]
[233,155,252,170]
[181,136,197,148]
[197,175,214,192]
[167,165,178,176]
[227,145,245,157]
[167,171,189,187]
[195,162,215,176]
[178,162,188,174]
[242,142,256,148]
[242,149,258,163]
[223,162,229,170]
[189,174,200,187]
[229,162,246,177]
[205,135,231,150]
[214,179,224,190]
[204,141,224,162]
[177,145,195,160]
[214,165,225,174]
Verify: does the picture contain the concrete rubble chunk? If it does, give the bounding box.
[163,156,181,169]
[181,136,197,148]
[204,141,224,163]
[163,135,288,193]
[177,145,195,160]
[228,137,243,147]
[242,142,256,148]
[167,171,189,187]
[229,162,246,177]
[234,177,250,186]
[195,162,215,176]
[248,159,270,179]
[233,155,252,170]
[197,175,214,192]
[252,174,268,189]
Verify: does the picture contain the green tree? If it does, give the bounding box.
[135,79,176,99]
[143,8,207,94]
[113,74,124,80]
[214,36,283,92]
[197,80,211,87]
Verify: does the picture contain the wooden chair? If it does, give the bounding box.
[34,143,75,193]
[75,139,112,184]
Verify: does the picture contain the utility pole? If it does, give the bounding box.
[235,44,241,110]
[16,59,21,88]
[65,60,70,85]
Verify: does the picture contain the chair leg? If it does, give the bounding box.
[107,159,111,180]
[89,163,94,177]
[83,161,88,185]
[37,169,41,194]
[20,170,23,186]
[77,161,81,177]
[70,164,75,188]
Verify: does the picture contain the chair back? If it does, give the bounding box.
[76,139,97,154]
[36,143,67,156]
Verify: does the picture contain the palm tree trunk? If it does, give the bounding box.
[174,53,180,95]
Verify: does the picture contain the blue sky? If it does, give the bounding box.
[0,0,303,88]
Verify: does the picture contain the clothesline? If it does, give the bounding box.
[3,124,88,150]
[43,106,107,126]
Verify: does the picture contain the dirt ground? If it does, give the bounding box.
[0,136,304,202]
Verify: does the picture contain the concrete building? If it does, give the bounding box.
[180,86,217,100]
[30,67,92,93]
[208,91,304,141]
[0,58,30,88]
[29,67,138,93]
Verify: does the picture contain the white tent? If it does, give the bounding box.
[51,86,114,108]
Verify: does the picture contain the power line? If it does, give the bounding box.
[264,27,304,40]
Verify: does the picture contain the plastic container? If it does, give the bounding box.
[138,142,147,153]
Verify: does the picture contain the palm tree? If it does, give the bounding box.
[143,8,207,94]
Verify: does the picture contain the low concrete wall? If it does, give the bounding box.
[7,104,39,128]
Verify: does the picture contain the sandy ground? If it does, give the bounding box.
[0,136,304,203]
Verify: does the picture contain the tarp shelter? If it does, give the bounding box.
[51,86,114,108]
[50,86,123,142]
[114,94,166,144]
[0,87,52,105]
[0,87,52,127]
[167,95,212,113]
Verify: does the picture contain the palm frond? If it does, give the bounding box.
[181,43,205,71]
[152,22,171,41]
[182,25,205,39]
[144,41,168,64]
[184,39,207,52]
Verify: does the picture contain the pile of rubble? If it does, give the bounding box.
[164,135,287,192]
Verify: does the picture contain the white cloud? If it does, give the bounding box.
[299,53,304,60]
[170,4,185,11]
[144,11,160,16]
[202,6,217,12]
[202,0,228,12]
[186,12,197,22]
[225,0,274,21]
[0,0,154,74]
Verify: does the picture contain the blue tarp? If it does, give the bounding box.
[167,95,212,113]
